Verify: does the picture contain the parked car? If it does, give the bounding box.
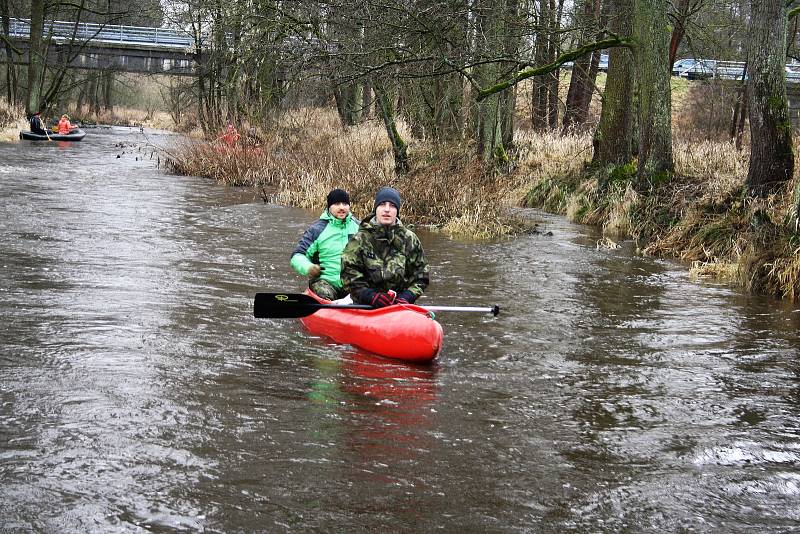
[679,59,717,80]
[715,61,746,80]
[672,58,698,76]
[598,53,608,72]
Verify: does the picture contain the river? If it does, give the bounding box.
[1,127,799,532]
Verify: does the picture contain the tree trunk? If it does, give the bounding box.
[667,0,688,70]
[474,0,508,161]
[746,0,794,197]
[87,75,100,114]
[730,61,748,147]
[531,1,558,131]
[25,0,45,116]
[562,0,602,132]
[1,0,18,103]
[103,71,114,112]
[546,0,561,130]
[633,0,673,182]
[362,79,373,120]
[436,74,464,141]
[374,79,409,174]
[735,87,748,151]
[408,73,467,142]
[500,0,521,148]
[592,0,635,166]
[334,83,362,127]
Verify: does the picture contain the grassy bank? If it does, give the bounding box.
[523,139,800,300]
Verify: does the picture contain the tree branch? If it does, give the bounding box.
[0,34,22,54]
[475,36,631,102]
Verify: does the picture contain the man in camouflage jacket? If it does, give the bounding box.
[341,187,429,307]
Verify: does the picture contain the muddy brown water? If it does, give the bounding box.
[1,127,799,532]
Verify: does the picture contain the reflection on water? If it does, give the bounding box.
[340,351,437,470]
[1,130,799,531]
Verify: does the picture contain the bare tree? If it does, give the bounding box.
[592,0,635,166]
[25,0,45,115]
[562,0,603,132]
[1,0,19,103]
[745,0,794,197]
[632,0,673,182]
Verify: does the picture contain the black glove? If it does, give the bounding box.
[395,290,416,304]
[367,290,396,308]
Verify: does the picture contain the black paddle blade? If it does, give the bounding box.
[253,292,320,318]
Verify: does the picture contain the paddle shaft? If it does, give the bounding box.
[253,292,500,318]
[285,303,499,314]
[423,305,500,316]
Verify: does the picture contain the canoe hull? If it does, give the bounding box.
[20,129,86,142]
[300,290,443,363]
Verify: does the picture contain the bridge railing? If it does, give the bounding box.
[8,18,195,49]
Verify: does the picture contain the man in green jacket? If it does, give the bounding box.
[341,187,429,307]
[291,188,360,300]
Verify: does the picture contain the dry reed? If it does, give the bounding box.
[0,100,28,142]
[520,131,800,299]
[164,108,535,237]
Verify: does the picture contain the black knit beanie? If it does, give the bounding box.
[374,187,402,212]
[326,188,350,208]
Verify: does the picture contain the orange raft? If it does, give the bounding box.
[300,290,443,363]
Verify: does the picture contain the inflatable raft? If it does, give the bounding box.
[20,128,86,142]
[300,290,443,363]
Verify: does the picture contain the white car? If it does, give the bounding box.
[598,53,609,72]
[672,58,717,78]
[672,58,698,76]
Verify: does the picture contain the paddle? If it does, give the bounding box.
[254,292,500,319]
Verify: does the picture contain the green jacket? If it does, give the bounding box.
[341,216,429,303]
[291,210,360,289]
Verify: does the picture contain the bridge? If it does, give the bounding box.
[2,18,199,75]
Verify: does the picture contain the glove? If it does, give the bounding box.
[307,264,323,278]
[395,290,416,304]
[369,291,396,308]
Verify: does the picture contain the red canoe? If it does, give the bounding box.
[300,290,443,363]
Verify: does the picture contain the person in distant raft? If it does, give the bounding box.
[29,112,46,134]
[218,121,240,147]
[291,188,360,300]
[341,187,429,308]
[57,114,72,134]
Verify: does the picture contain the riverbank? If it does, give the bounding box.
[163,108,590,238]
[0,101,183,142]
[524,140,800,300]
[163,106,799,300]
[162,108,574,238]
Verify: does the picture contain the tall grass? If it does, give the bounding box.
[164,108,532,237]
[0,100,27,142]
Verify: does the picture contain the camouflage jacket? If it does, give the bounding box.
[341,217,429,303]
